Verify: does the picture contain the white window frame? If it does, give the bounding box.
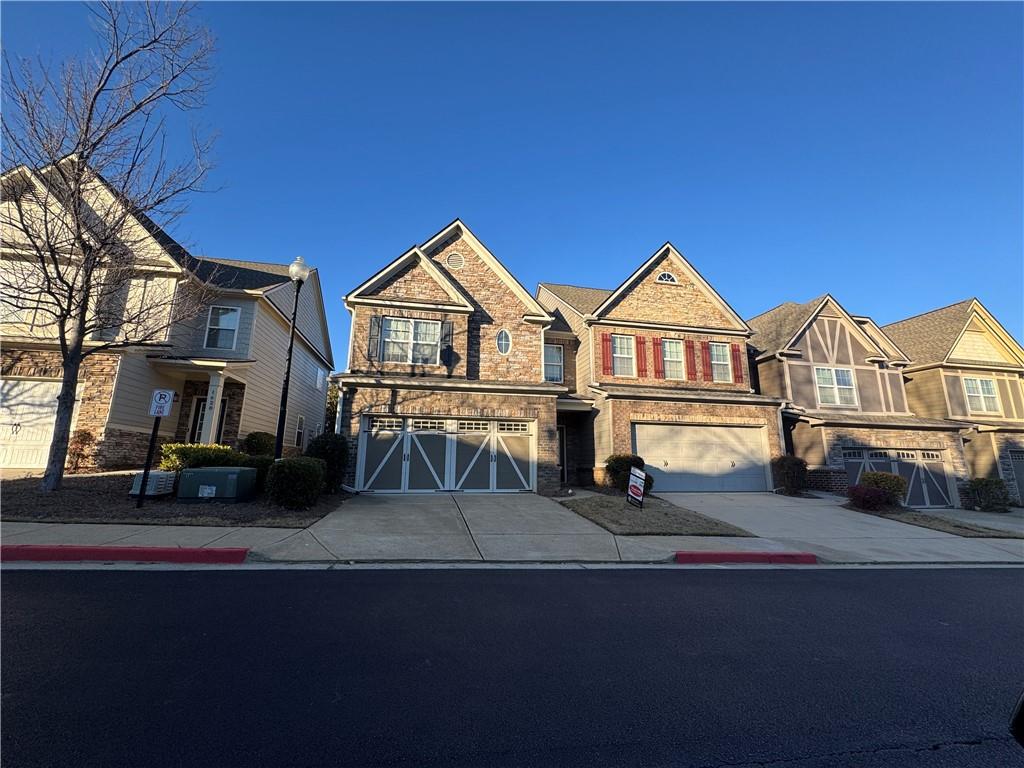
[709,342,732,383]
[814,366,858,407]
[611,334,636,377]
[543,343,564,383]
[656,272,677,284]
[661,338,685,380]
[315,365,326,391]
[496,329,512,356]
[962,376,1000,414]
[380,317,442,365]
[204,305,241,351]
[295,415,305,448]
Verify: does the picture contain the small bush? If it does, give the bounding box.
[967,477,1012,513]
[240,431,276,456]
[66,430,96,473]
[849,484,889,511]
[242,454,275,493]
[603,454,654,494]
[266,457,326,509]
[772,455,807,495]
[305,432,348,493]
[859,471,907,505]
[159,443,244,472]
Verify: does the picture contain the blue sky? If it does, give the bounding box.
[5,2,1022,366]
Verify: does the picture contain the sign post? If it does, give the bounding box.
[626,466,646,508]
[137,389,174,509]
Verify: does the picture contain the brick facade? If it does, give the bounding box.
[993,432,1024,504]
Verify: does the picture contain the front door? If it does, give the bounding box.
[188,397,227,444]
[557,425,567,484]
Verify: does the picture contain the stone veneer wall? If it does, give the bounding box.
[173,379,246,447]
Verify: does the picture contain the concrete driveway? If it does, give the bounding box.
[659,492,1024,563]
[255,493,619,562]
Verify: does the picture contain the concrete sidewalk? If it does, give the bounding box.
[0,521,303,550]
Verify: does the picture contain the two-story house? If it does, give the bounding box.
[748,295,970,507]
[883,299,1024,504]
[1,163,333,470]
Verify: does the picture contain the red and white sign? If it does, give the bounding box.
[627,466,646,507]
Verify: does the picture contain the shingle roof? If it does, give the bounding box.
[746,295,827,354]
[191,257,292,291]
[539,282,612,315]
[796,410,970,431]
[881,300,975,365]
[546,307,573,334]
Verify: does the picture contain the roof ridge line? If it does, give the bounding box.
[881,297,975,328]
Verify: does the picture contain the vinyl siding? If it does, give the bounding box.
[105,350,184,436]
[790,420,826,466]
[903,368,948,419]
[755,358,788,399]
[167,297,257,360]
[537,286,592,389]
[963,434,1000,479]
[264,270,332,366]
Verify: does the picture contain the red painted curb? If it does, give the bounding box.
[674,551,818,565]
[0,545,249,564]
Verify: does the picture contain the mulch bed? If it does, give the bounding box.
[559,491,753,537]
[842,502,1024,539]
[1,474,341,528]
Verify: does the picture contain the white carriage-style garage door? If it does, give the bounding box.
[0,379,61,469]
[631,423,770,493]
[357,416,534,493]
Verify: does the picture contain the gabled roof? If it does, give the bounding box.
[345,245,475,312]
[546,307,574,334]
[191,257,292,291]
[538,283,613,316]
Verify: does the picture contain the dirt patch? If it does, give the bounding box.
[1,474,340,528]
[559,493,753,536]
[842,502,1024,539]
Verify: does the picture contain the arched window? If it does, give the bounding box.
[656,272,677,284]
[496,329,512,355]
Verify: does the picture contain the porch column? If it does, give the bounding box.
[199,371,225,444]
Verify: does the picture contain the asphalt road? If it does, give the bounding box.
[3,567,1023,768]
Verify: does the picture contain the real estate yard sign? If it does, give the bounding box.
[627,466,646,508]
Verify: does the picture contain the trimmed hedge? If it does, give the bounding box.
[243,454,275,493]
[849,484,889,511]
[266,457,326,509]
[159,444,245,472]
[603,454,654,494]
[240,431,276,456]
[966,477,1012,513]
[772,455,807,495]
[305,432,348,493]
[859,471,907,506]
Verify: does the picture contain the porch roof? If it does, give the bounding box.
[791,409,972,431]
[145,354,254,381]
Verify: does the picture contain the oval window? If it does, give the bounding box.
[496,329,512,355]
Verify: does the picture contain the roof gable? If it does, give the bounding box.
[265,269,334,367]
[948,301,1024,367]
[345,245,474,312]
[750,295,894,362]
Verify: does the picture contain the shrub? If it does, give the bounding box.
[849,484,889,511]
[772,455,807,495]
[305,432,348,493]
[159,443,244,472]
[266,457,326,509]
[859,471,907,506]
[242,454,275,493]
[240,431,276,456]
[966,477,1012,513]
[603,454,654,494]
[66,429,95,473]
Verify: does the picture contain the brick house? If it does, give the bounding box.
[336,222,787,494]
[883,299,1024,504]
[748,295,971,507]
[1,166,333,471]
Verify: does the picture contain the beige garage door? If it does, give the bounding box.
[631,423,769,492]
[1,379,61,469]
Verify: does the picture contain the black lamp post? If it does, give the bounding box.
[274,256,311,459]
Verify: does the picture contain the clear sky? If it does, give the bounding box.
[5,2,1022,367]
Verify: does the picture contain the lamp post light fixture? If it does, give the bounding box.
[274,256,312,459]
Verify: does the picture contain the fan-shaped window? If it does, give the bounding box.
[496,329,512,355]
[656,272,677,284]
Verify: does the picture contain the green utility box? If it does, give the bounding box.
[177,466,257,503]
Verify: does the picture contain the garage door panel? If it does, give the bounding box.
[363,430,405,491]
[495,434,531,491]
[455,432,491,491]
[407,433,447,491]
[1,380,61,469]
[632,423,768,493]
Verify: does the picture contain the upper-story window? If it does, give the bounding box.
[315,365,326,391]
[543,344,563,383]
[815,366,857,406]
[496,329,512,355]
[612,334,635,377]
[205,306,240,350]
[381,317,440,364]
[656,272,677,284]
[963,377,1000,413]
[661,339,685,379]
[709,342,732,382]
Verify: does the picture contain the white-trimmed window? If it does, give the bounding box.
[963,377,1000,413]
[381,318,441,365]
[815,366,857,406]
[709,342,732,383]
[205,306,240,350]
[315,366,326,391]
[661,339,685,379]
[496,329,512,355]
[295,415,305,448]
[656,272,677,284]
[612,334,635,377]
[544,344,563,383]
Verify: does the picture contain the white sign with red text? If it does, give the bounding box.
[627,466,646,507]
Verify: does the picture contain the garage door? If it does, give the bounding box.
[631,423,769,492]
[358,416,534,493]
[1,379,61,469]
[843,449,953,508]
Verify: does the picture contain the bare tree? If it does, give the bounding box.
[1,2,217,491]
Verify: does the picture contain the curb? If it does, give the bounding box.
[674,551,818,565]
[0,545,249,564]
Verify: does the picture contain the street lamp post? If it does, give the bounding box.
[274,256,312,459]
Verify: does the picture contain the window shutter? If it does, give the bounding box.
[440,321,454,367]
[731,343,744,383]
[685,340,697,381]
[367,315,381,361]
[701,342,713,382]
[652,338,664,379]
[636,337,648,378]
[601,333,613,376]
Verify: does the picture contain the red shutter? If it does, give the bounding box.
[636,337,648,378]
[731,343,744,384]
[652,337,664,379]
[601,333,613,376]
[685,340,697,381]
[701,342,713,382]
